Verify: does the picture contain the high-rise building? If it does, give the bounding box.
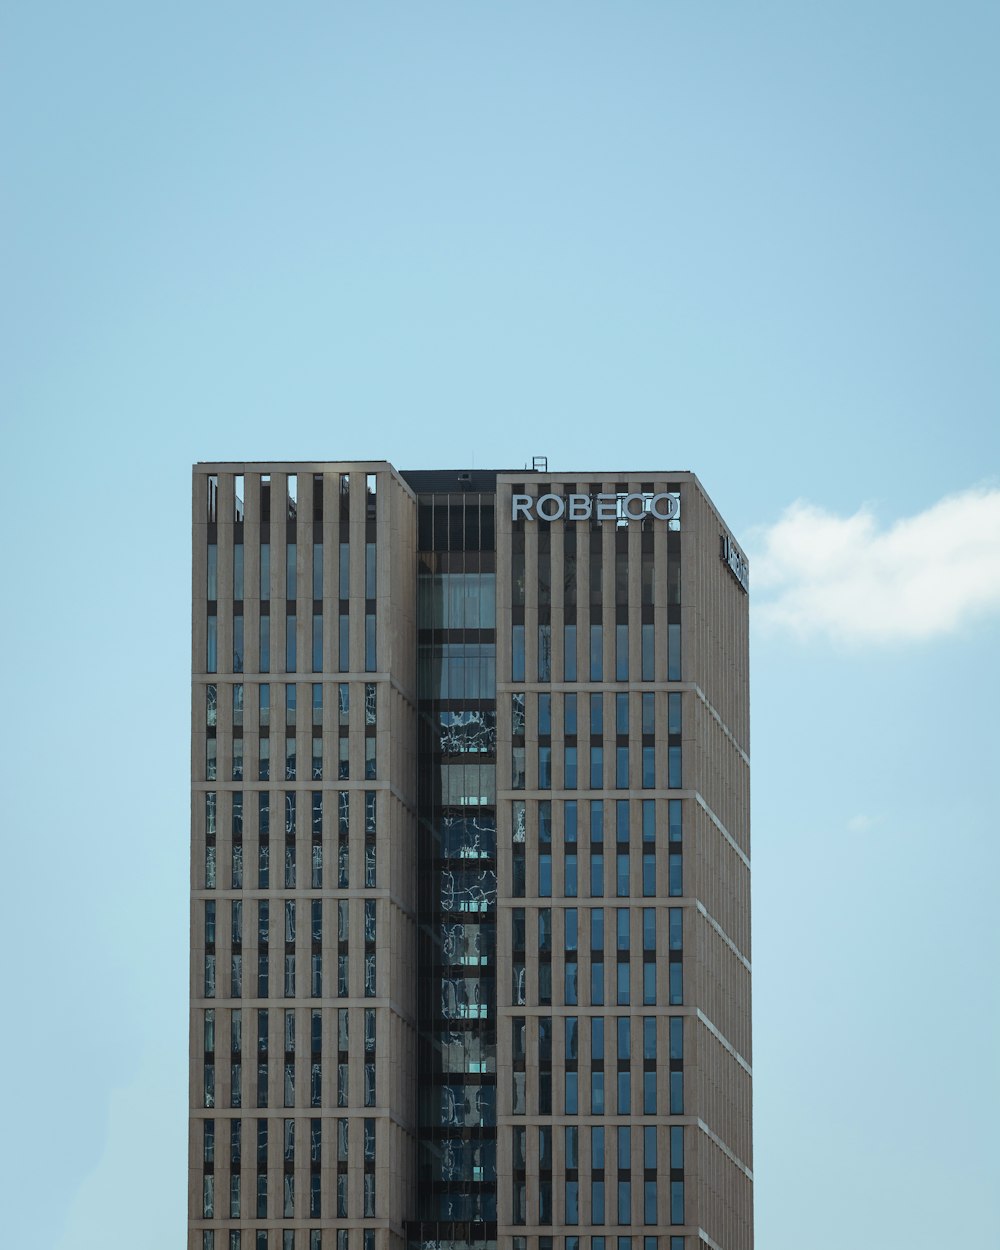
[190,464,752,1250]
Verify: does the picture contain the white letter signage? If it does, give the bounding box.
[720,533,749,593]
[513,491,680,524]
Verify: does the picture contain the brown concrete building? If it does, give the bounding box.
[190,464,752,1250]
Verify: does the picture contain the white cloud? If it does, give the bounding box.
[748,487,1000,643]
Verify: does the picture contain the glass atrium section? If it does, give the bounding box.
[412,490,498,1250]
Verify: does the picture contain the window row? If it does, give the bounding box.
[511,1237,685,1250]
[512,744,681,791]
[205,469,377,526]
[201,1007,375,1108]
[206,611,376,675]
[201,1114,375,1165]
[512,797,682,844]
[512,690,682,740]
[513,1177,684,1227]
[514,1013,684,1063]
[513,906,682,956]
[203,1166,376,1221]
[511,622,680,683]
[203,1232,376,1250]
[206,736,376,784]
[206,682,376,731]
[207,535,377,603]
[202,791,378,892]
[202,1007,375,1055]
[511,1015,684,1118]
[202,898,377,1001]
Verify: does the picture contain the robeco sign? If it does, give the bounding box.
[720,533,750,594]
[512,492,680,522]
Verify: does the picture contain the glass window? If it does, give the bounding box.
[312,614,323,672]
[641,623,654,681]
[643,1125,657,1169]
[565,850,578,897]
[538,624,552,681]
[365,543,376,598]
[591,962,604,1006]
[617,852,630,896]
[207,543,218,599]
[669,1071,684,1114]
[339,543,350,598]
[338,615,349,672]
[616,623,628,681]
[670,1125,684,1170]
[538,693,552,737]
[617,908,630,951]
[365,613,376,671]
[616,747,629,789]
[591,1015,604,1062]
[260,543,270,600]
[618,1124,631,1169]
[668,692,681,734]
[512,625,525,682]
[206,618,218,673]
[286,615,296,672]
[565,1014,578,1061]
[667,623,681,680]
[286,544,296,601]
[232,616,244,672]
[616,693,629,734]
[312,542,323,598]
[668,852,682,896]
[617,961,630,1005]
[591,1125,605,1168]
[591,908,604,952]
[590,625,603,681]
[564,624,577,680]
[643,1070,657,1115]
[565,1070,579,1113]
[669,962,683,1005]
[615,800,628,842]
[590,853,604,898]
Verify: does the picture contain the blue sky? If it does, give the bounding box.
[2,3,998,1245]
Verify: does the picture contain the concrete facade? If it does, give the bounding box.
[190,464,752,1250]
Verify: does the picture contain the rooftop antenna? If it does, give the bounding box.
[532,455,548,472]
